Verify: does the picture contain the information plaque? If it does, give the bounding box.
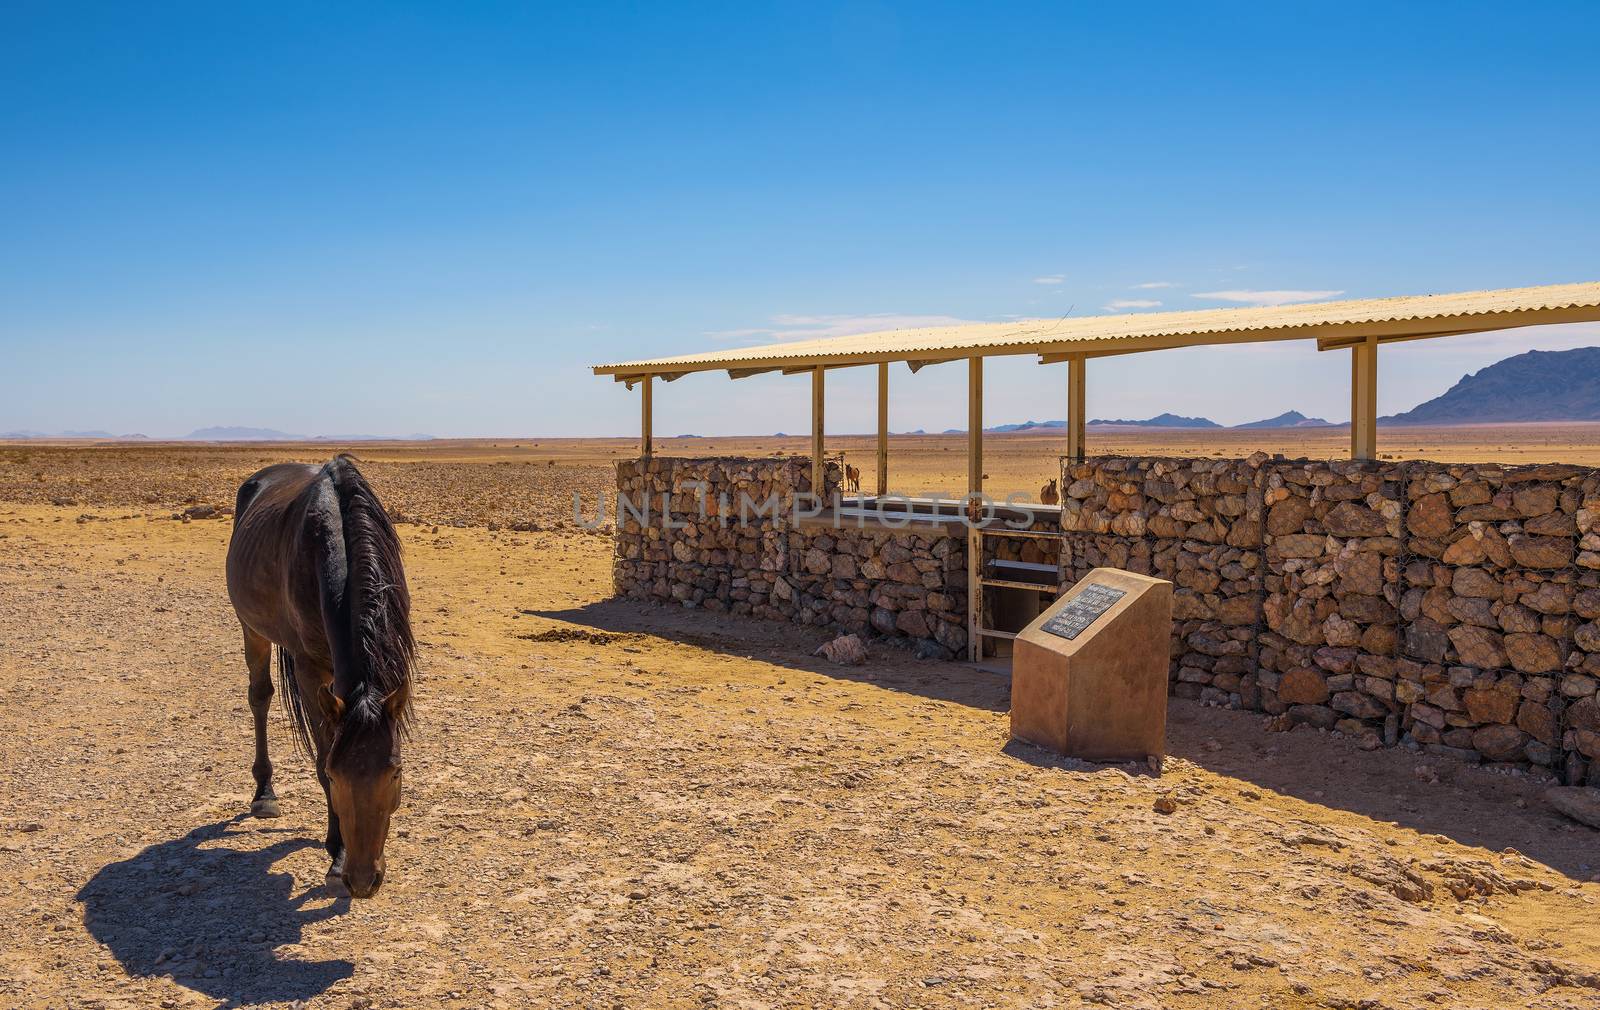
[1040,583,1126,641]
[1010,568,1173,763]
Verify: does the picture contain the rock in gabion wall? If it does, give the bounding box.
[1061,454,1599,781]
[613,457,967,659]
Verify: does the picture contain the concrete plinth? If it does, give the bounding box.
[1010,567,1173,763]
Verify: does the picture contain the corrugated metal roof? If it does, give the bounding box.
[593,281,1600,377]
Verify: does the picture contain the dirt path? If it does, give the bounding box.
[2,462,1600,1008]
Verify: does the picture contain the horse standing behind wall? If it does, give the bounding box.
[1041,478,1059,505]
[225,455,416,898]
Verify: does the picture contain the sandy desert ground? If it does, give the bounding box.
[3,430,1600,1009]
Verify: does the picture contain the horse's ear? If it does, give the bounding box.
[383,684,410,721]
[322,682,346,721]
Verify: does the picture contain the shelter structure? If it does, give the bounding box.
[594,282,1600,666]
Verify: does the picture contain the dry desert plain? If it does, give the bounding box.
[3,427,1600,1010]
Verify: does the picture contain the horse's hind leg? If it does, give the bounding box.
[244,627,280,818]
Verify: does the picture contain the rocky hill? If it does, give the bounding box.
[1385,347,1600,424]
[1088,413,1221,429]
[185,426,299,441]
[1234,410,1336,429]
[988,419,1065,433]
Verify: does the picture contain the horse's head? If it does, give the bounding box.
[324,686,406,897]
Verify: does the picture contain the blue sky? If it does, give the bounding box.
[3,2,1598,437]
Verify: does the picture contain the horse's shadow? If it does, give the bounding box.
[77,817,352,1007]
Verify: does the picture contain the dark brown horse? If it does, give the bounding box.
[226,455,415,898]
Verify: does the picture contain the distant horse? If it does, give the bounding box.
[845,464,861,493]
[1040,478,1059,505]
[226,455,416,898]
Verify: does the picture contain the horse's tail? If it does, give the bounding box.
[324,454,416,731]
[275,646,316,757]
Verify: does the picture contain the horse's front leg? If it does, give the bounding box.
[315,760,344,886]
[306,695,345,887]
[243,627,280,818]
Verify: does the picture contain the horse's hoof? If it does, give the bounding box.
[250,797,281,818]
[324,853,347,892]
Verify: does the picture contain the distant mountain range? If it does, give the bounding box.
[1,426,433,441]
[936,410,1340,433]
[950,411,1331,433]
[921,347,1600,432]
[1383,347,1600,425]
[970,346,1600,430]
[185,427,437,441]
[1,429,149,440]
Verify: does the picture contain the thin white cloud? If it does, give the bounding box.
[706,312,980,343]
[1103,299,1161,311]
[1131,281,1177,289]
[1192,289,1345,307]
[1032,274,1065,285]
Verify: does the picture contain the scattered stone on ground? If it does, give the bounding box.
[815,633,867,666]
[1543,786,1600,828]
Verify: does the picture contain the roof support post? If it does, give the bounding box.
[967,356,984,663]
[640,374,653,460]
[811,365,826,496]
[1350,336,1377,461]
[1067,354,1086,463]
[876,362,889,496]
[968,357,984,493]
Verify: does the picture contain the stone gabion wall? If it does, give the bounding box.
[1257,460,1404,742]
[1060,456,1265,712]
[786,524,968,658]
[613,456,817,616]
[613,457,967,658]
[613,453,1597,779]
[1395,462,1596,779]
[1061,454,1600,781]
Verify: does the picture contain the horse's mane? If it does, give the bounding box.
[328,454,415,733]
[277,455,416,757]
